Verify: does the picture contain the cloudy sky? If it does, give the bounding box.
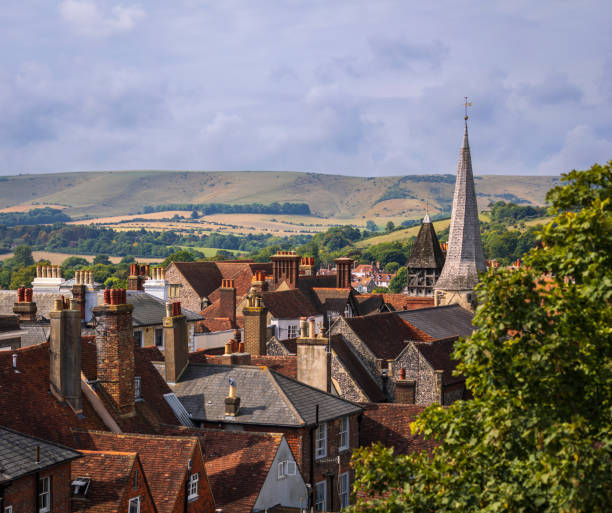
[0,1,610,176]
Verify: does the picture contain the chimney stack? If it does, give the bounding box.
[334,257,354,289]
[13,287,37,321]
[219,279,236,326]
[271,251,301,290]
[92,289,135,417]
[296,318,331,392]
[299,257,316,276]
[242,293,268,356]
[163,301,189,384]
[128,264,146,291]
[224,377,240,416]
[49,297,82,413]
[394,367,416,404]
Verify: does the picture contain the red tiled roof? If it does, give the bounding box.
[171,262,223,298]
[382,294,435,311]
[72,431,204,513]
[360,403,437,456]
[414,337,463,385]
[343,313,433,360]
[158,426,283,513]
[262,289,319,318]
[71,450,155,513]
[251,355,297,378]
[198,317,236,333]
[330,335,386,402]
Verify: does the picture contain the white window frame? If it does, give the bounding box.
[5,506,13,513]
[287,324,298,339]
[128,496,141,513]
[315,480,327,512]
[134,376,142,399]
[188,473,199,500]
[315,422,327,459]
[339,416,350,451]
[277,460,297,480]
[339,472,350,508]
[38,476,51,513]
[344,303,352,318]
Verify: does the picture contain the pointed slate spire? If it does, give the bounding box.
[406,215,445,271]
[435,121,485,292]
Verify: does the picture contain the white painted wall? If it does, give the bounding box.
[253,437,309,512]
[193,329,243,351]
[271,315,323,340]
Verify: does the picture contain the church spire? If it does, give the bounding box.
[434,110,485,297]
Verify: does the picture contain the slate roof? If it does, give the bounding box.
[72,431,204,513]
[169,364,362,426]
[359,403,437,456]
[396,304,475,339]
[159,426,284,513]
[189,352,299,379]
[329,335,386,402]
[0,426,81,483]
[71,450,155,513]
[340,312,433,360]
[262,289,319,318]
[127,291,203,327]
[406,220,446,270]
[414,337,463,385]
[311,288,352,315]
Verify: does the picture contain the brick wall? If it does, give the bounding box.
[3,462,72,513]
[179,445,216,513]
[118,458,157,513]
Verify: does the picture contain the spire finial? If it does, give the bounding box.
[423,199,431,223]
[464,96,472,121]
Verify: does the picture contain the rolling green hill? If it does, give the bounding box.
[0,170,558,220]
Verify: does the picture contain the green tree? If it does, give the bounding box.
[12,245,34,268]
[366,220,378,232]
[386,221,395,233]
[93,254,111,265]
[387,267,407,293]
[350,162,612,512]
[385,262,400,274]
[9,264,37,289]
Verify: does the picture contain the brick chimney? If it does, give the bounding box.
[92,289,135,417]
[128,264,147,291]
[271,251,301,289]
[219,279,236,325]
[394,368,416,403]
[49,297,82,413]
[299,257,316,276]
[334,257,354,289]
[13,287,37,322]
[242,293,268,356]
[296,318,331,392]
[163,301,189,384]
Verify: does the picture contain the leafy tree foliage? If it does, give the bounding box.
[350,162,612,512]
[0,207,71,226]
[12,245,34,268]
[93,254,111,265]
[366,220,379,232]
[387,267,407,293]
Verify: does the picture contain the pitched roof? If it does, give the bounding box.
[127,291,203,327]
[414,337,463,385]
[359,403,436,456]
[329,335,385,402]
[0,426,81,483]
[406,220,446,270]
[396,304,475,339]
[171,261,223,298]
[354,294,384,315]
[159,426,284,513]
[190,353,299,379]
[72,431,201,513]
[311,287,351,314]
[169,364,362,426]
[262,289,320,318]
[381,294,435,311]
[70,451,154,513]
[341,313,433,360]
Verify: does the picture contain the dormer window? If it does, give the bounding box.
[188,472,199,500]
[128,497,140,513]
[344,303,352,318]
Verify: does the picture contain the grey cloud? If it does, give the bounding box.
[368,38,449,70]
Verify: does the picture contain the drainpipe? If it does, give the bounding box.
[309,404,319,512]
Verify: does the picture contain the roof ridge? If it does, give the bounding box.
[79,449,138,457]
[72,428,198,445]
[265,369,305,425]
[0,425,81,455]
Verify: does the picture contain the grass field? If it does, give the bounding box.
[356,219,452,247]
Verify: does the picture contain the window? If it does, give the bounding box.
[154,328,163,348]
[188,473,199,500]
[339,416,350,451]
[287,324,298,339]
[5,506,13,513]
[315,481,327,512]
[168,284,181,298]
[315,422,327,459]
[128,497,140,513]
[38,476,51,513]
[134,377,142,399]
[133,330,143,347]
[277,460,297,479]
[344,303,352,318]
[339,472,350,508]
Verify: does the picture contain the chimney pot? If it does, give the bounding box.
[17,287,25,303]
[103,288,111,305]
[308,318,316,338]
[399,368,406,380]
[238,341,245,353]
[25,288,33,303]
[224,342,232,355]
[54,298,64,311]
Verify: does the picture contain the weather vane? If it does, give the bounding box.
[464,96,472,121]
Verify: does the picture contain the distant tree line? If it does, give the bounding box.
[0,207,71,226]
[142,202,311,216]
[489,201,547,224]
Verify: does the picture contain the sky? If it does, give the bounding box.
[0,1,610,176]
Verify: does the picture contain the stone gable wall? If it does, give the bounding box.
[393,344,438,405]
[164,266,203,313]
[330,352,369,403]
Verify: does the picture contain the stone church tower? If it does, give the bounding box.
[405,213,446,296]
[434,120,485,310]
